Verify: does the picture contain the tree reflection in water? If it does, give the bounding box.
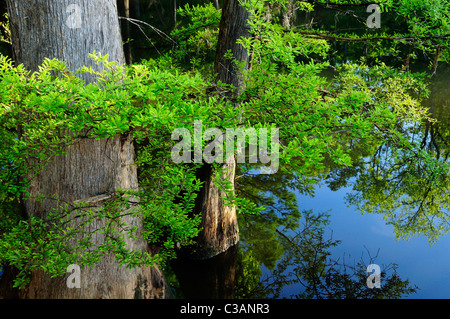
[340,66,450,243]
[234,172,418,299]
[170,66,449,300]
[170,168,418,299]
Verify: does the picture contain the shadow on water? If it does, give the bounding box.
[170,245,239,299]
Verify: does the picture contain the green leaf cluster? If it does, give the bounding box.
[0,0,445,288]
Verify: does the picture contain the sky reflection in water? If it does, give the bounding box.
[292,182,450,298]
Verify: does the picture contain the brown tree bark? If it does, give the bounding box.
[124,0,133,64]
[188,0,251,260]
[5,0,168,299]
[213,0,251,94]
[212,0,220,10]
[188,155,239,259]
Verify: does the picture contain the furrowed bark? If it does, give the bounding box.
[5,0,168,299]
[188,0,251,259]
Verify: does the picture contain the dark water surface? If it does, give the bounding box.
[170,63,450,299]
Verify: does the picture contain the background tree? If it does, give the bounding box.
[185,0,253,259]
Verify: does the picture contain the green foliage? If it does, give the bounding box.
[0,53,211,287]
[324,64,450,243]
[0,0,447,289]
[170,3,221,71]
[0,13,10,45]
[344,122,450,243]
[295,0,450,68]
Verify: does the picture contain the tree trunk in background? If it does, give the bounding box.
[214,0,251,93]
[282,0,296,29]
[188,0,251,260]
[6,0,168,299]
[173,0,177,25]
[189,155,238,259]
[124,0,132,64]
[118,0,140,64]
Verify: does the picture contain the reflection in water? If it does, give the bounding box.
[169,65,449,299]
[331,64,450,243]
[171,246,238,299]
[238,210,417,299]
[170,165,419,298]
[170,206,418,299]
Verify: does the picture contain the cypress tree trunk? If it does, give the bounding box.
[189,156,239,259]
[6,0,168,299]
[214,0,251,93]
[124,0,133,64]
[212,0,220,10]
[188,0,251,259]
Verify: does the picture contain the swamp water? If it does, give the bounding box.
[170,63,450,299]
